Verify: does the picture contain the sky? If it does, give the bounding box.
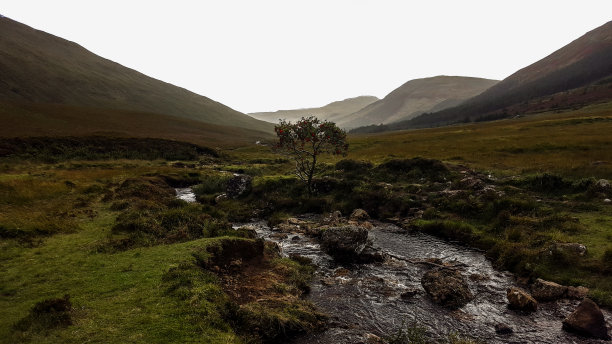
[1,1,611,113]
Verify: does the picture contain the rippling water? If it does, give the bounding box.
[175,187,196,203]
[242,220,611,344]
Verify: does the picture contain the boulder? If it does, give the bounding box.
[531,278,568,301]
[350,209,370,221]
[320,225,369,263]
[226,174,252,198]
[567,286,590,300]
[507,287,538,313]
[421,267,474,309]
[562,298,610,340]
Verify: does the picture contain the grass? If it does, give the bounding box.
[0,154,324,343]
[2,100,612,342]
[346,101,612,179]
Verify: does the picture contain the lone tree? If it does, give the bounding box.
[274,116,348,194]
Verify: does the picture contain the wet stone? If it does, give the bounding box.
[507,287,538,313]
[562,298,611,340]
[421,267,474,309]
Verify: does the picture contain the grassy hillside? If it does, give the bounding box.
[346,101,612,179]
[403,21,612,129]
[248,96,379,127]
[0,101,273,147]
[0,17,272,133]
[343,76,498,129]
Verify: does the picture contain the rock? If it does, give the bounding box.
[287,217,304,225]
[494,323,514,335]
[421,267,474,309]
[553,242,588,257]
[507,287,538,313]
[594,179,611,192]
[567,286,590,300]
[276,223,299,233]
[320,225,369,263]
[469,273,489,282]
[364,333,384,344]
[215,193,228,203]
[459,176,485,190]
[350,208,370,221]
[235,225,258,239]
[358,246,386,263]
[270,232,288,240]
[531,278,568,301]
[360,221,374,230]
[562,298,610,340]
[226,174,252,198]
[322,210,344,226]
[291,235,300,241]
[333,267,351,277]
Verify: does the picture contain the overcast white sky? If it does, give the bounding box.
[1,1,611,113]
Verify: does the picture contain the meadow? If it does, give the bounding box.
[1,101,612,343]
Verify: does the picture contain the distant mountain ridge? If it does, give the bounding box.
[248,96,379,126]
[399,20,612,129]
[341,76,499,129]
[0,17,273,138]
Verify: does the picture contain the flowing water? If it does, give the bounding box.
[175,187,197,203]
[245,219,612,344]
[173,188,611,343]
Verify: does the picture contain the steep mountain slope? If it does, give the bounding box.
[0,101,269,147]
[0,17,272,134]
[404,20,612,128]
[248,96,379,126]
[341,76,498,129]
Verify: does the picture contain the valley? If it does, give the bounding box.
[1,12,612,344]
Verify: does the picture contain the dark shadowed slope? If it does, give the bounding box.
[341,76,498,129]
[0,102,271,147]
[0,17,273,134]
[248,96,379,127]
[403,21,612,128]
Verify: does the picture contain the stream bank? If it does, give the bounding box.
[243,217,611,344]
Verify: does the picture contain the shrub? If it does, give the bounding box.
[192,174,233,195]
[14,295,72,331]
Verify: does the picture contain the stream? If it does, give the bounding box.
[246,219,612,344]
[176,188,611,343]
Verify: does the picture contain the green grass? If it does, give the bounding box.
[1,207,241,343]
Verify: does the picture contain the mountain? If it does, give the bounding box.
[0,17,273,141]
[248,96,379,126]
[402,21,612,129]
[341,76,498,129]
